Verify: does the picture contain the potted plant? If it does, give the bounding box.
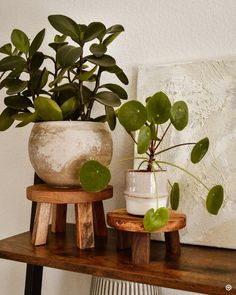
[0,14,128,187]
[80,91,224,231]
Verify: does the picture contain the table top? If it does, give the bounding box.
[0,224,235,295]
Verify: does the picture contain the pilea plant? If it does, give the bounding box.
[80,92,224,231]
[0,14,128,130]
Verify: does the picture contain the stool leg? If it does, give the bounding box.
[32,203,52,246]
[75,203,94,249]
[165,230,181,257]
[51,204,67,233]
[117,230,132,250]
[131,232,150,265]
[92,201,107,237]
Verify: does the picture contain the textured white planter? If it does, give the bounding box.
[89,276,159,295]
[28,121,112,187]
[124,170,168,215]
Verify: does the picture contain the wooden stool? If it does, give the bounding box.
[107,209,186,265]
[27,184,113,249]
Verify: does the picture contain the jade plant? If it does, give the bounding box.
[0,14,128,131]
[80,92,224,231]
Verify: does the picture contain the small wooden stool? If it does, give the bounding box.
[27,184,113,249]
[107,209,186,265]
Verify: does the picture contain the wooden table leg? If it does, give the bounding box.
[117,230,132,250]
[131,232,150,265]
[32,203,51,246]
[92,201,107,237]
[75,203,94,249]
[165,230,181,257]
[51,204,67,233]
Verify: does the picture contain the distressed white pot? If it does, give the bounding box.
[89,276,159,295]
[124,170,168,215]
[28,121,112,187]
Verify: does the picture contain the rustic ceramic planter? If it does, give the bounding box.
[28,121,112,187]
[124,170,168,215]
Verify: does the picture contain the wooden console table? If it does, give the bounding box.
[0,224,236,294]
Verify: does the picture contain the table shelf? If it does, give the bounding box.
[0,224,235,295]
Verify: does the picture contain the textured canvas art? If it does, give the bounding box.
[137,60,236,249]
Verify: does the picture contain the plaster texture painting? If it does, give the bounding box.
[137,60,236,249]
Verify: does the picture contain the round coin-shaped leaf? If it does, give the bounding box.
[117,100,147,132]
[34,96,63,121]
[79,160,111,192]
[170,182,180,210]
[143,207,169,231]
[191,137,209,164]
[170,101,188,130]
[146,92,171,124]
[137,125,151,154]
[206,185,224,215]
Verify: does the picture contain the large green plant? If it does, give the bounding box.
[0,15,128,130]
[81,92,224,231]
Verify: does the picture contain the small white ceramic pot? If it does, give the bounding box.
[89,276,159,295]
[124,170,168,215]
[28,121,112,187]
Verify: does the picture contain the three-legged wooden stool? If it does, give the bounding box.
[107,208,186,264]
[27,184,113,249]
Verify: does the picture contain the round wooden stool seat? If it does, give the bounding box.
[27,184,113,249]
[27,184,113,204]
[107,208,186,265]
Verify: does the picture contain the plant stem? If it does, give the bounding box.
[147,140,155,171]
[107,156,147,167]
[155,142,196,156]
[155,122,172,150]
[78,48,86,120]
[155,160,210,191]
[86,68,102,120]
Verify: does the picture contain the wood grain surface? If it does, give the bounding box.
[107,209,186,233]
[0,225,235,295]
[27,184,113,204]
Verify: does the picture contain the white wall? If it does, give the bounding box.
[0,1,235,294]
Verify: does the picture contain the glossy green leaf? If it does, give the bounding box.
[117,100,147,132]
[86,55,116,67]
[79,160,111,192]
[0,56,25,72]
[5,79,27,95]
[150,121,158,140]
[39,68,49,89]
[0,43,12,55]
[4,95,33,109]
[11,29,30,53]
[30,52,44,72]
[170,101,188,130]
[106,24,124,34]
[0,108,16,131]
[191,137,209,164]
[84,22,106,42]
[57,45,82,67]
[95,91,121,107]
[105,105,116,130]
[104,65,129,85]
[99,83,127,100]
[206,185,224,215]
[48,15,80,39]
[15,112,39,127]
[170,183,180,210]
[137,125,151,154]
[90,43,107,57]
[29,29,45,57]
[48,42,68,52]
[103,32,121,46]
[34,96,63,121]
[143,207,169,231]
[77,66,97,81]
[50,83,77,93]
[61,96,78,119]
[146,92,171,124]
[54,34,67,43]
